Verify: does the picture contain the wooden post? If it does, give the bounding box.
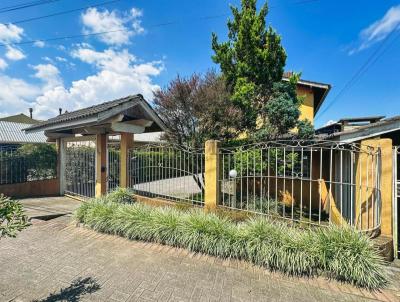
[95,134,107,197]
[120,133,134,188]
[205,140,220,211]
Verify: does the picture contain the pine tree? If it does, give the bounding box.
[212,0,286,130]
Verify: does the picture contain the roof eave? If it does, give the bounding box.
[24,95,167,134]
[332,118,400,143]
[314,84,332,116]
[25,116,98,134]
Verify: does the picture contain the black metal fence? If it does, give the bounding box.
[0,144,57,185]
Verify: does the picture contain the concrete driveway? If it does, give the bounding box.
[19,196,81,220]
[1,215,400,302]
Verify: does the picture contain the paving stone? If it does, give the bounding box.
[0,213,399,302]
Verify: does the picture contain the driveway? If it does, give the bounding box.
[19,196,81,220]
[1,216,400,302]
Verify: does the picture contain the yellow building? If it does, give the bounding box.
[282,72,331,125]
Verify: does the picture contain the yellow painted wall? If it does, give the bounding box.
[297,86,315,124]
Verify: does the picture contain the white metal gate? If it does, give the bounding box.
[107,135,120,192]
[63,137,96,198]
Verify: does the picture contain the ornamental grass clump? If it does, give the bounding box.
[313,226,388,289]
[75,198,388,290]
[106,187,135,204]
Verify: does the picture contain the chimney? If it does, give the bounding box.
[59,108,62,115]
[29,108,33,119]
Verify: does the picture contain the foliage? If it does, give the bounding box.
[212,0,294,133]
[153,70,242,148]
[107,187,135,204]
[76,198,388,289]
[262,80,301,138]
[232,147,299,176]
[0,143,57,184]
[297,119,315,139]
[0,194,29,238]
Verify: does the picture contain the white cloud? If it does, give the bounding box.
[33,40,45,48]
[56,56,67,62]
[33,47,162,118]
[324,120,336,126]
[0,23,23,43]
[71,47,136,72]
[32,63,62,90]
[350,5,400,54]
[0,58,8,70]
[42,56,53,63]
[0,75,40,117]
[5,46,26,61]
[81,7,144,45]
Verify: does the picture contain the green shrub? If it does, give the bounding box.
[75,199,388,289]
[0,194,29,238]
[106,187,135,204]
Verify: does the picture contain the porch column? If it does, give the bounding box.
[120,133,134,188]
[204,140,220,211]
[95,134,107,197]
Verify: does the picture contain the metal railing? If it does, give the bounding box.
[128,144,205,205]
[219,140,381,233]
[65,139,96,198]
[0,144,57,185]
[107,136,120,192]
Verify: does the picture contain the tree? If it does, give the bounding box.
[153,70,242,148]
[297,119,315,139]
[212,0,287,131]
[0,194,29,238]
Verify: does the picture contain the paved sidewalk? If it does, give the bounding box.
[19,196,81,219]
[1,216,400,302]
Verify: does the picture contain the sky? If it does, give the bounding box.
[0,0,399,128]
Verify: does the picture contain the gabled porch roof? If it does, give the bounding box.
[25,94,166,139]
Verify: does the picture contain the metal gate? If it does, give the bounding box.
[394,146,400,258]
[107,135,120,192]
[128,144,205,205]
[64,137,96,198]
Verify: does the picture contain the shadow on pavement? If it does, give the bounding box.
[32,277,100,302]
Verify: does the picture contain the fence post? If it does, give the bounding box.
[360,138,393,238]
[205,140,220,211]
[120,133,134,188]
[95,134,107,197]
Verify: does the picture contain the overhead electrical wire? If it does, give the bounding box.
[0,0,61,14]
[9,0,122,25]
[315,25,400,120]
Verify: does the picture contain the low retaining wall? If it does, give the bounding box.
[0,178,60,198]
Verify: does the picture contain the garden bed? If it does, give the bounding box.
[75,189,388,290]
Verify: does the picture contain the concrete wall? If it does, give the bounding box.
[0,178,60,198]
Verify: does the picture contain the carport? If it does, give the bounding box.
[25,94,166,198]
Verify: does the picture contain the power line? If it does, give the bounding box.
[9,0,122,25]
[0,0,324,48]
[0,0,61,14]
[315,26,400,120]
[0,13,234,47]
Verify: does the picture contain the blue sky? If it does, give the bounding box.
[0,0,399,128]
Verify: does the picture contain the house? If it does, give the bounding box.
[0,121,47,147]
[0,110,46,147]
[283,72,331,125]
[0,112,41,125]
